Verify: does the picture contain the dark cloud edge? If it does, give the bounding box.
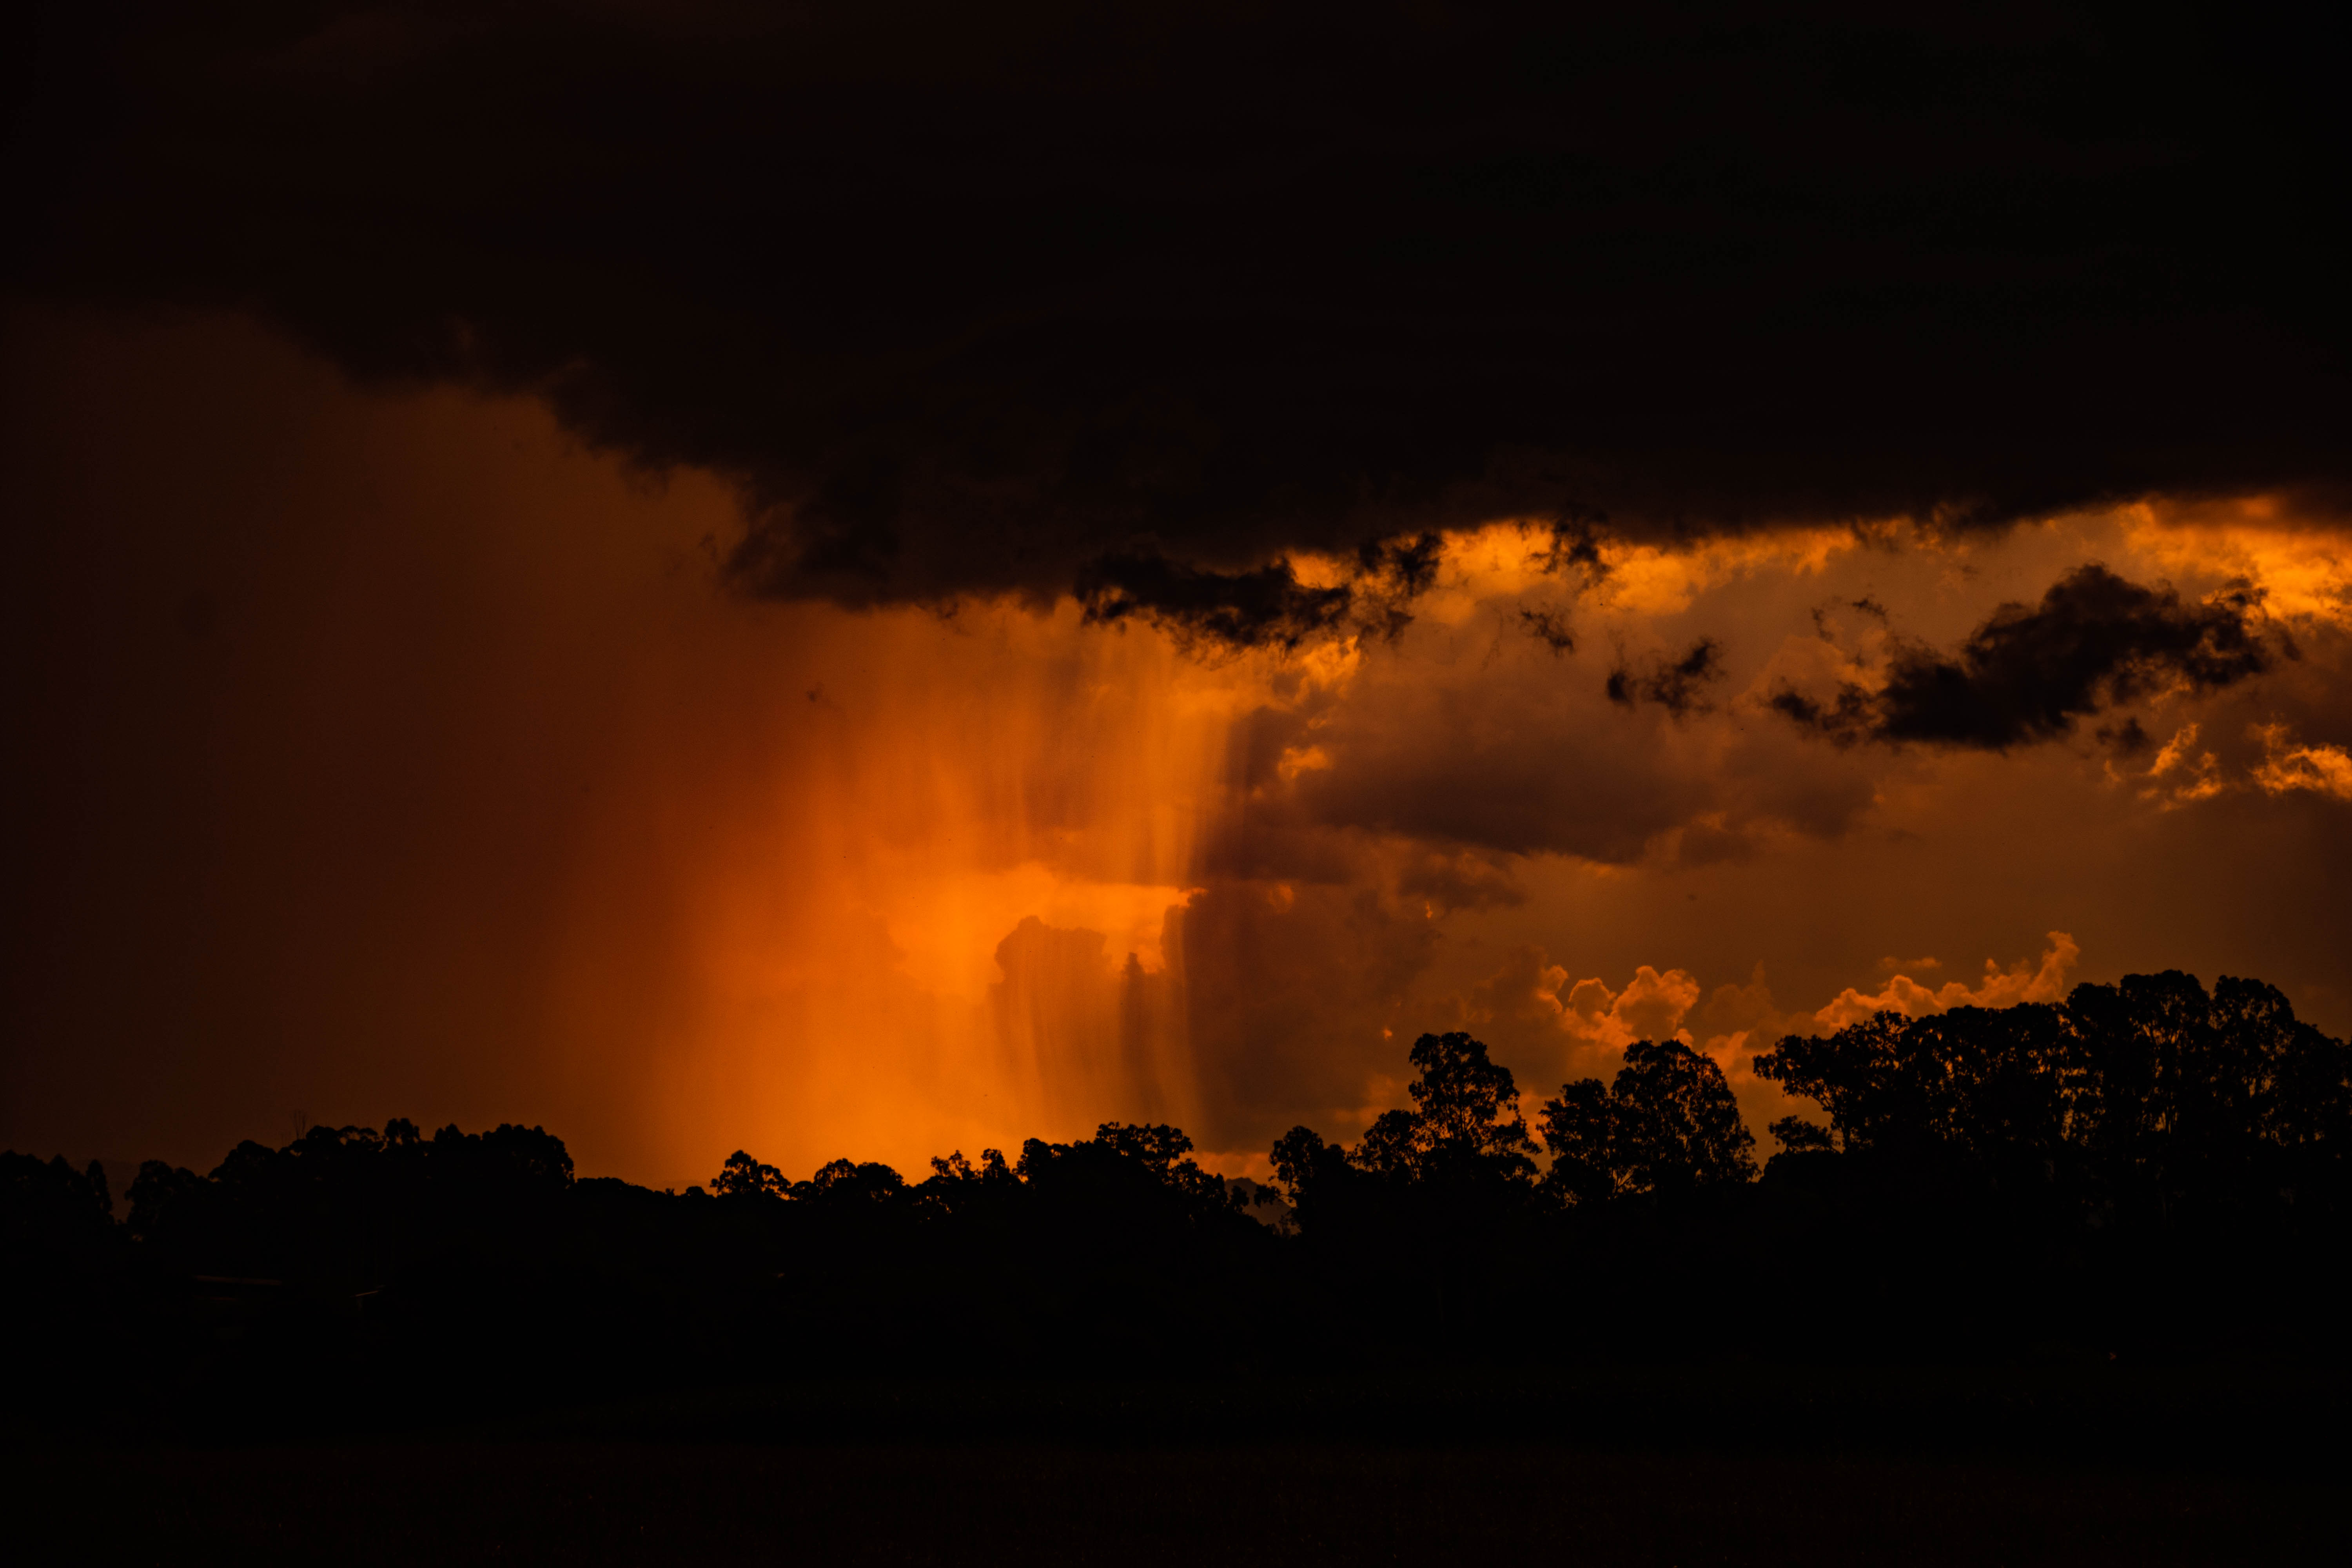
[13,6,2352,649]
[1766,563,2294,752]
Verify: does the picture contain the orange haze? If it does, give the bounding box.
[7,304,2351,1188]
[3,305,1281,1183]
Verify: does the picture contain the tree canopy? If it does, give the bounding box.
[1540,1040,1757,1205]
[7,967,2352,1414]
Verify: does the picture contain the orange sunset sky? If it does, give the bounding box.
[7,303,2348,1186]
[6,6,2350,1187]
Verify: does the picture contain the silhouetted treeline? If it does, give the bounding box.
[1267,973,2352,1362]
[8,969,2350,1424]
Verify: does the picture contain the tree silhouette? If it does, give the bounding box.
[1539,1040,1756,1204]
[926,1148,1014,1188]
[713,1151,788,1199]
[1352,1032,1539,1189]
[1537,1078,1619,1207]
[8,963,2352,1409]
[124,1160,208,1244]
[1753,971,2352,1241]
[1267,1124,1356,1234]
[798,1159,907,1207]
[1,1152,114,1251]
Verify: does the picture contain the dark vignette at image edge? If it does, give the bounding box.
[9,4,2352,1559]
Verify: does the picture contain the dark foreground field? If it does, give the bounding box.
[13,1439,2348,1566]
[10,1370,2348,1566]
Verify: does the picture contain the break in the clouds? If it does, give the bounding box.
[1768,564,2288,751]
[12,4,2352,630]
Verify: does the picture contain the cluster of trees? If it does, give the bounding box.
[7,969,2350,1422]
[1270,971,2352,1233]
[0,1150,116,1267]
[121,1119,577,1274]
[1757,973,2352,1227]
[1249,974,2352,1360]
[1272,1031,1759,1220]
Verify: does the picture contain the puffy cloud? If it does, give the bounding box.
[1811,933,2081,1030]
[1459,949,1705,1085]
[1558,966,1704,1053]
[2118,724,2227,809]
[2252,726,2352,803]
[1222,546,1884,873]
[1446,935,2111,1150]
[2120,500,2352,630]
[1443,948,1956,1151]
[1684,965,1820,1141]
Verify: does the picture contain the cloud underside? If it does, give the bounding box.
[13,5,2352,636]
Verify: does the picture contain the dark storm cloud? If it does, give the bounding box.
[2095,717,2155,758]
[1606,638,1725,717]
[1519,608,1577,656]
[1076,550,1353,651]
[1074,528,1444,648]
[1770,564,2286,750]
[1359,534,1446,601]
[12,4,2352,621]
